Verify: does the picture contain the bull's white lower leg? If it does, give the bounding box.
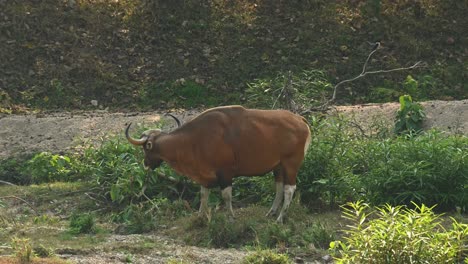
[221,186,234,218]
[199,186,210,216]
[276,184,296,223]
[266,181,284,217]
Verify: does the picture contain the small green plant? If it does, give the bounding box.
[124,253,133,263]
[330,201,468,263]
[33,244,55,258]
[113,203,158,234]
[243,249,292,264]
[303,222,335,249]
[403,75,420,99]
[259,223,293,248]
[11,237,34,263]
[69,212,96,234]
[394,94,425,135]
[0,156,32,184]
[23,152,74,183]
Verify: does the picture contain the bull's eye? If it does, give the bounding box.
[146,141,153,150]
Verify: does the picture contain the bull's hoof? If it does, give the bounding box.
[265,209,277,217]
[276,214,285,224]
[198,209,212,222]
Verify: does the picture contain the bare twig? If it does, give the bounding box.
[272,71,293,109]
[155,171,180,184]
[301,42,424,115]
[0,195,39,215]
[0,180,17,186]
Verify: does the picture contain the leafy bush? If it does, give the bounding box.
[298,115,362,209]
[78,131,199,206]
[331,201,468,264]
[394,94,425,135]
[21,152,77,184]
[0,156,30,184]
[298,115,467,211]
[69,212,96,234]
[243,249,292,264]
[359,130,468,210]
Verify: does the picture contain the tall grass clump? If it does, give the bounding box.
[331,201,468,263]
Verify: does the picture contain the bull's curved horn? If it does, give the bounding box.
[125,123,147,145]
[165,113,181,128]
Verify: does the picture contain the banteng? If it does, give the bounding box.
[125,105,311,223]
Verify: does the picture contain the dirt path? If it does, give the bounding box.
[1,100,466,159]
[61,234,248,264]
[0,110,201,158]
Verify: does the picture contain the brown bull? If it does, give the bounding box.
[126,105,311,223]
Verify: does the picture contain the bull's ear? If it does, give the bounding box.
[146,141,153,150]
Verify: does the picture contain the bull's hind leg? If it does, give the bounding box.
[266,168,284,217]
[221,186,234,218]
[276,184,296,223]
[276,156,302,223]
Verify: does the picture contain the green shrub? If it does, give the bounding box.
[359,130,468,210]
[394,94,425,135]
[243,249,292,264]
[0,156,30,184]
[302,222,335,249]
[79,131,198,206]
[331,201,468,263]
[298,115,362,208]
[69,212,96,234]
[22,152,74,183]
[298,115,467,211]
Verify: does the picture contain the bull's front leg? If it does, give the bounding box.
[199,186,210,219]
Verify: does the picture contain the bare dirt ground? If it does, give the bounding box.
[0,100,466,263]
[0,100,467,159]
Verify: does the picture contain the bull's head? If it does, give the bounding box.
[125,114,181,170]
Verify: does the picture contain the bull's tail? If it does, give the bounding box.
[302,117,312,156]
